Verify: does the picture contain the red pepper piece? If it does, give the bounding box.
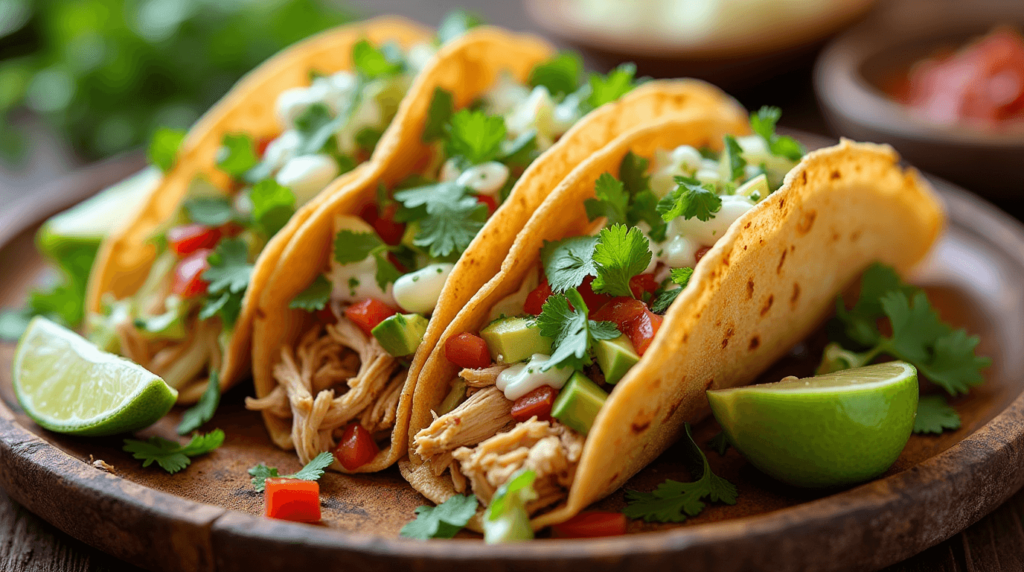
[167,224,221,256]
[264,478,321,523]
[445,333,492,370]
[511,386,557,422]
[171,248,213,298]
[551,512,627,538]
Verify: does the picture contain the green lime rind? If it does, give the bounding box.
[707,362,918,489]
[13,317,177,436]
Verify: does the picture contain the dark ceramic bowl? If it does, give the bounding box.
[525,0,876,89]
[815,0,1024,198]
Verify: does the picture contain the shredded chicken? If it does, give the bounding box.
[452,418,585,511]
[245,317,403,464]
[414,387,515,459]
[460,365,507,388]
[118,312,221,402]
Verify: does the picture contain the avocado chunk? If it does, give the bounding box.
[437,377,467,416]
[551,372,608,435]
[372,313,428,357]
[479,316,554,364]
[736,173,769,201]
[594,335,639,384]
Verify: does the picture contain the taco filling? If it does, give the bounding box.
[245,58,640,469]
[87,39,436,398]
[415,108,804,512]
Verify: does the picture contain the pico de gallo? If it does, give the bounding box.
[88,37,440,399]
[413,107,804,515]
[247,54,640,470]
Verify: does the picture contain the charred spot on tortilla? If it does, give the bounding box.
[801,171,808,185]
[777,249,787,274]
[631,420,650,434]
[830,169,841,181]
[746,279,754,299]
[760,294,774,316]
[851,230,862,242]
[797,210,816,235]
[791,283,801,305]
[749,336,761,351]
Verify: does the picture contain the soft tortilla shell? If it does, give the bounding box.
[408,117,944,529]
[85,17,434,402]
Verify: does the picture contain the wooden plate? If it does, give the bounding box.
[0,138,1022,572]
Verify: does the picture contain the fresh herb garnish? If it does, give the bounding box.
[749,106,806,161]
[722,134,746,182]
[216,133,259,179]
[400,493,478,539]
[249,179,296,238]
[293,102,340,157]
[148,127,186,172]
[484,469,537,543]
[289,275,332,312]
[914,395,962,435]
[248,451,335,492]
[651,267,694,314]
[177,371,220,435]
[619,151,651,197]
[657,176,722,223]
[184,196,235,227]
[584,173,629,227]
[199,238,252,327]
[423,87,455,143]
[591,224,651,298]
[624,423,737,522]
[708,431,731,456]
[355,127,383,155]
[540,235,598,293]
[352,39,404,80]
[499,131,539,169]
[536,288,619,371]
[587,63,637,110]
[332,230,402,290]
[122,429,225,474]
[445,109,507,165]
[393,181,487,259]
[529,52,583,98]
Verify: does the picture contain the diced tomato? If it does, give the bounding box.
[171,249,212,297]
[358,202,378,224]
[524,278,553,316]
[344,298,398,336]
[578,276,612,312]
[628,273,659,299]
[445,333,492,369]
[551,512,627,538]
[695,246,711,264]
[374,203,405,246]
[334,424,379,471]
[477,194,498,215]
[256,136,274,158]
[264,478,321,523]
[592,297,663,355]
[316,306,337,325]
[167,224,221,256]
[511,386,557,422]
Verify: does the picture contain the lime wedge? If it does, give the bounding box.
[707,362,918,488]
[13,317,177,436]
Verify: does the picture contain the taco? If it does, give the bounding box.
[403,110,944,530]
[245,27,748,474]
[84,16,448,403]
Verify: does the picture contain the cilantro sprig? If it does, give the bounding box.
[177,371,220,435]
[483,469,537,543]
[394,181,487,259]
[750,106,806,161]
[624,423,737,522]
[914,395,962,435]
[249,179,296,238]
[445,109,507,166]
[400,493,478,539]
[333,230,402,290]
[248,451,335,492]
[290,275,332,312]
[216,133,259,179]
[591,224,651,298]
[584,154,667,241]
[529,52,583,98]
[352,39,405,80]
[658,176,722,223]
[540,235,598,294]
[586,63,637,110]
[122,430,225,474]
[651,267,694,314]
[148,127,186,172]
[199,238,253,328]
[536,288,619,372]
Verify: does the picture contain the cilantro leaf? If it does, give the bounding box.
[835,264,915,347]
[123,429,225,474]
[199,291,243,327]
[587,63,636,109]
[671,267,694,286]
[400,493,478,539]
[723,134,746,182]
[445,109,507,165]
[624,423,737,522]
[437,10,484,45]
[619,151,650,197]
[248,451,335,492]
[203,238,252,295]
[628,190,668,242]
[293,103,340,156]
[584,172,628,227]
[498,130,538,169]
[177,371,220,435]
[423,87,455,143]
[536,289,619,371]
[290,275,332,312]
[352,39,404,79]
[914,395,962,435]
[540,235,598,293]
[148,127,186,172]
[333,230,384,264]
[483,469,537,543]
[708,431,731,456]
[651,267,695,313]
[355,127,383,155]
[372,250,403,291]
[592,224,651,298]
[216,133,258,179]
[529,52,583,98]
[394,182,487,258]
[184,196,235,227]
[249,179,295,238]
[749,106,806,161]
[658,176,722,222]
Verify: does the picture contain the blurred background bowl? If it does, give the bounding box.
[525,0,877,89]
[815,0,1024,199]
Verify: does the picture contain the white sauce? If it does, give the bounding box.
[276,154,340,206]
[328,215,396,306]
[649,145,703,198]
[505,86,558,150]
[261,130,301,174]
[669,194,755,245]
[392,263,454,314]
[335,94,383,157]
[455,162,509,196]
[496,353,573,401]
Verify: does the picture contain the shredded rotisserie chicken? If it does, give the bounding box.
[117,312,222,403]
[460,365,507,388]
[452,418,585,511]
[245,318,402,464]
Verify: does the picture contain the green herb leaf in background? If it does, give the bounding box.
[400,494,478,540]
[248,451,334,492]
[177,370,220,435]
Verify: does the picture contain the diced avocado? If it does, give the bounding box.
[594,335,639,385]
[437,378,467,416]
[736,173,769,201]
[551,372,608,435]
[479,316,553,364]
[372,313,428,357]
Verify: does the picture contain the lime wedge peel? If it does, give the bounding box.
[707,362,918,489]
[13,317,177,436]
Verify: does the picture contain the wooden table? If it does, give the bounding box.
[1,0,1022,570]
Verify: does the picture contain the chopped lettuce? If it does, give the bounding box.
[483,469,537,543]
